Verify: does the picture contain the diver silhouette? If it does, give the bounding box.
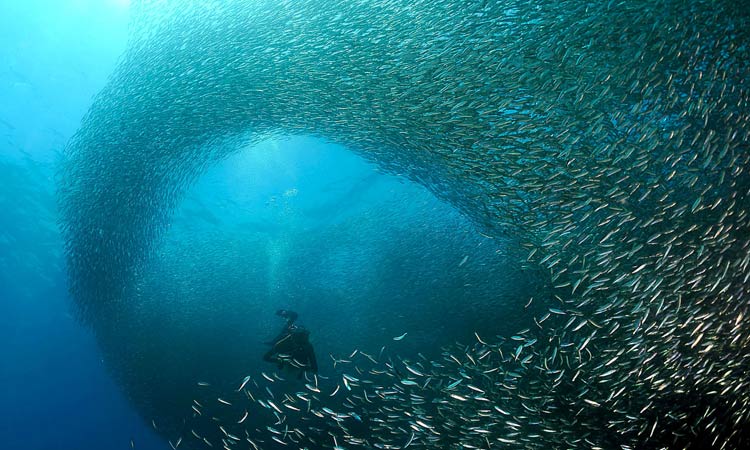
[263,309,318,377]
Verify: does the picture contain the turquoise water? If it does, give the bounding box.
[0,3,162,449]
[3,1,749,449]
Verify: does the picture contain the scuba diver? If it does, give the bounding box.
[263,309,318,377]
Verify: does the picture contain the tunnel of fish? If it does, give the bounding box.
[57,0,750,449]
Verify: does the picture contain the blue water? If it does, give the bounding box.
[1,3,512,448]
[6,1,745,448]
[0,2,163,448]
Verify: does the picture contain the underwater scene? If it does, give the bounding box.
[1,0,749,449]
